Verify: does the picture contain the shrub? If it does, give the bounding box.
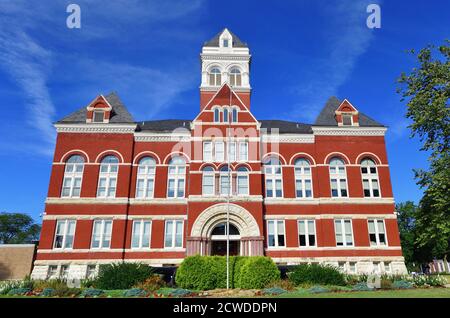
[380,279,393,290]
[123,288,147,297]
[81,289,105,297]
[288,263,346,286]
[308,286,330,294]
[93,262,153,290]
[352,282,374,291]
[0,281,24,295]
[176,255,215,290]
[133,275,166,292]
[262,287,287,295]
[411,274,447,287]
[40,288,56,297]
[238,257,280,289]
[265,279,295,291]
[392,280,413,289]
[7,287,31,296]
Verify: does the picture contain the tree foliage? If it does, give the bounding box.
[0,212,41,244]
[397,40,450,260]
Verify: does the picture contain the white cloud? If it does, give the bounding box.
[289,0,379,122]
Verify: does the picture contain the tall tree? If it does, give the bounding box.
[0,212,41,244]
[397,40,450,267]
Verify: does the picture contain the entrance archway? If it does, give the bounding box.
[210,223,240,256]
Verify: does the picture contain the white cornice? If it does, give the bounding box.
[312,126,387,136]
[55,123,137,134]
[261,134,315,144]
[200,54,250,61]
[263,197,395,205]
[134,132,191,142]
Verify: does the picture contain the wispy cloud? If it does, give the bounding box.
[289,0,379,122]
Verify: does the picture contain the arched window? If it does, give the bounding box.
[361,158,380,197]
[61,155,84,198]
[223,107,229,123]
[213,108,220,123]
[232,107,238,123]
[202,166,215,195]
[294,158,312,198]
[229,68,242,87]
[167,156,186,198]
[136,157,156,199]
[209,67,221,86]
[329,157,348,198]
[263,157,283,198]
[211,223,240,236]
[236,167,249,195]
[97,155,119,198]
[219,166,231,196]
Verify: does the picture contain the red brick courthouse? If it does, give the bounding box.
[31,29,407,279]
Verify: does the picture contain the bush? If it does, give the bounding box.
[40,288,56,297]
[81,289,104,297]
[288,263,346,286]
[176,255,216,290]
[123,288,147,297]
[7,287,31,296]
[352,282,374,291]
[392,280,413,289]
[239,257,280,289]
[265,279,295,291]
[93,262,153,290]
[0,281,25,295]
[380,279,393,289]
[133,275,166,292]
[411,274,447,287]
[308,286,330,294]
[262,287,287,295]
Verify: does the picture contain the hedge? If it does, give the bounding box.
[288,263,346,286]
[93,262,154,290]
[175,255,279,290]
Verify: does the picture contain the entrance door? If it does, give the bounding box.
[211,240,240,256]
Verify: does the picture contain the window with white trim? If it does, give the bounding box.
[231,107,238,122]
[60,265,69,279]
[237,167,249,195]
[97,155,119,198]
[361,158,380,197]
[61,155,84,198]
[91,219,112,249]
[223,108,229,123]
[238,142,248,161]
[267,220,285,247]
[263,157,283,198]
[131,220,151,249]
[229,68,242,87]
[298,219,316,247]
[213,108,220,123]
[368,219,387,246]
[86,265,97,279]
[228,141,236,162]
[93,111,105,123]
[219,166,231,196]
[329,157,348,197]
[54,220,76,249]
[202,166,215,195]
[47,265,58,279]
[136,157,156,199]
[334,219,353,246]
[167,156,186,198]
[294,158,312,198]
[209,68,221,86]
[164,220,183,248]
[214,141,225,162]
[342,113,353,126]
[203,141,213,162]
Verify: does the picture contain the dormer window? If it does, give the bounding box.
[342,113,353,126]
[223,39,229,47]
[93,111,105,123]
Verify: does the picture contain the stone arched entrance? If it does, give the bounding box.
[187,203,264,256]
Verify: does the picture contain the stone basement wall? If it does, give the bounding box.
[0,244,36,280]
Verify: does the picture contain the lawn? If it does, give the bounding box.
[275,287,450,298]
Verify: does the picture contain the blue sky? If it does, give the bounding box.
[0,0,448,222]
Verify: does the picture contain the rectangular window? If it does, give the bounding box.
[47,265,58,279]
[215,141,225,162]
[164,220,183,248]
[60,265,69,279]
[91,220,112,249]
[349,262,357,273]
[342,114,352,126]
[368,219,387,246]
[267,220,285,247]
[237,175,249,195]
[228,142,236,162]
[86,265,97,279]
[93,111,104,123]
[203,141,213,162]
[131,220,152,249]
[238,142,248,161]
[54,220,76,249]
[220,175,231,196]
[202,174,214,195]
[334,219,353,246]
[298,220,316,247]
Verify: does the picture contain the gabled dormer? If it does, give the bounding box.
[335,99,359,127]
[86,95,113,123]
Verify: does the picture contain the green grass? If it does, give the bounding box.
[275,287,450,298]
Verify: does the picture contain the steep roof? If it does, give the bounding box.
[314,96,384,127]
[204,28,248,48]
[57,92,134,124]
[137,120,191,132]
[260,120,312,134]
